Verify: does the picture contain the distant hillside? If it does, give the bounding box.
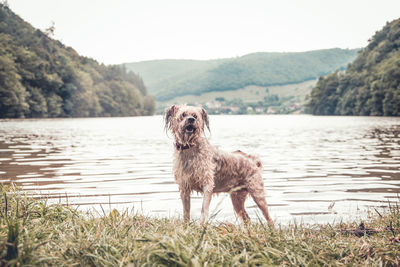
[123,59,226,96]
[0,4,155,118]
[124,48,358,101]
[307,18,400,116]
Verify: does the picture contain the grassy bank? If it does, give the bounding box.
[1,185,399,266]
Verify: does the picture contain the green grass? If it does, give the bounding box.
[124,49,358,101]
[1,184,400,266]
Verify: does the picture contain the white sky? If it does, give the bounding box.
[7,0,400,65]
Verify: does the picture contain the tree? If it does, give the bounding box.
[0,55,28,117]
[0,5,156,118]
[307,18,400,116]
[44,21,55,37]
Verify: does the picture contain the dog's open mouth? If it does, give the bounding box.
[185,124,196,134]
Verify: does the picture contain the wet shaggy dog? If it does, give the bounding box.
[165,105,273,224]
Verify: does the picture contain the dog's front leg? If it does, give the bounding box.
[200,187,213,224]
[180,190,191,222]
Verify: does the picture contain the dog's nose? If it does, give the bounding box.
[188,117,195,123]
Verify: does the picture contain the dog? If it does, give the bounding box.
[164,104,273,224]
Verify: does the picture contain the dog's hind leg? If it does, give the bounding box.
[247,176,273,225]
[230,189,250,223]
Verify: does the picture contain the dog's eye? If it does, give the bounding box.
[181,112,186,118]
[193,114,197,119]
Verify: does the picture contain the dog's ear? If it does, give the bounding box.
[164,105,178,131]
[201,108,210,132]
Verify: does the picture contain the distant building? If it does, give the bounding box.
[255,107,264,113]
[267,107,276,114]
[205,101,222,109]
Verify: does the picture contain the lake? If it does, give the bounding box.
[0,115,399,224]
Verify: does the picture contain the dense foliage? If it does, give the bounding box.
[124,49,358,101]
[0,4,155,118]
[307,18,400,116]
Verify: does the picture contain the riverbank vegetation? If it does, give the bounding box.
[307,18,400,116]
[0,4,155,118]
[156,80,316,115]
[1,185,399,266]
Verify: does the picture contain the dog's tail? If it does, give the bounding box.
[234,150,263,169]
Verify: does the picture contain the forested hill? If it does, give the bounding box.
[0,4,155,118]
[307,18,400,116]
[124,49,359,101]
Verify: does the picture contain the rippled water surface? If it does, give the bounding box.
[1,115,399,224]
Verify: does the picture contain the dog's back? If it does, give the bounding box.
[233,150,262,169]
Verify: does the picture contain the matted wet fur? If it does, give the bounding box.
[164,104,273,224]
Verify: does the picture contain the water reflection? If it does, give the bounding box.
[0,116,399,224]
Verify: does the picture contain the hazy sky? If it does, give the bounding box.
[7,0,400,64]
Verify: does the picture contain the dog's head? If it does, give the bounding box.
[164,105,209,146]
